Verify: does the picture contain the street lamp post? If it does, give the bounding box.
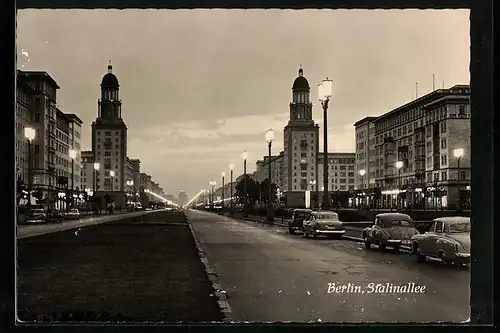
[93,162,100,215]
[69,149,77,209]
[318,78,333,209]
[229,163,234,215]
[395,161,404,210]
[265,129,275,221]
[209,180,216,209]
[242,151,249,217]
[453,148,464,211]
[221,171,225,212]
[24,127,36,208]
[309,180,316,209]
[359,169,366,209]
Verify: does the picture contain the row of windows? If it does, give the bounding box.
[292,184,355,191]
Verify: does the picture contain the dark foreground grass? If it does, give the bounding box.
[17,211,224,322]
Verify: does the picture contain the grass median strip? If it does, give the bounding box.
[17,211,224,322]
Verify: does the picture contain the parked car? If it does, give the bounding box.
[25,208,47,224]
[410,216,470,265]
[64,208,81,220]
[46,209,63,223]
[288,208,313,234]
[362,213,419,251]
[303,211,345,239]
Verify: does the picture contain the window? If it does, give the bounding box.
[441,138,447,149]
[441,171,447,181]
[435,221,443,233]
[105,131,111,136]
[34,114,40,122]
[441,154,447,165]
[458,105,466,115]
[440,121,447,133]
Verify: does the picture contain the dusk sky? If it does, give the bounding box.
[17,9,470,198]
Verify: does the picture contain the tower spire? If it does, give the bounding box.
[298,64,303,77]
[108,60,112,73]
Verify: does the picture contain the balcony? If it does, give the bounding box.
[384,149,394,155]
[383,136,394,143]
[384,174,395,181]
[414,155,425,162]
[398,145,409,152]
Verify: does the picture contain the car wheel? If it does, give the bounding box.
[313,231,318,239]
[288,228,295,235]
[363,235,371,249]
[377,240,386,252]
[414,244,426,263]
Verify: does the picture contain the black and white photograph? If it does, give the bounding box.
[15,9,472,323]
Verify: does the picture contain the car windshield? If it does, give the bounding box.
[316,214,338,220]
[32,209,44,213]
[449,222,470,233]
[295,212,311,218]
[70,209,79,213]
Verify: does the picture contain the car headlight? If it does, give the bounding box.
[454,242,460,252]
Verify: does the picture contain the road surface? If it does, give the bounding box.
[187,209,470,323]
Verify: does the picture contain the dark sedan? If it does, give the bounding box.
[362,213,419,252]
[288,208,313,234]
[303,211,345,239]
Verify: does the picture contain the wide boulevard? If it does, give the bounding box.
[187,209,470,323]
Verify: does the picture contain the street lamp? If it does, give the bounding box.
[24,127,36,208]
[310,180,316,209]
[318,77,333,209]
[453,148,464,210]
[229,163,234,214]
[241,150,249,217]
[209,180,216,208]
[359,169,366,209]
[109,170,115,192]
[69,149,77,210]
[265,128,275,221]
[395,161,404,210]
[221,171,225,211]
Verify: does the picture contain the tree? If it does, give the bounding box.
[234,175,260,204]
[259,179,278,203]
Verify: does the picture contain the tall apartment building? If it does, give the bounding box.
[80,150,95,193]
[16,72,35,184]
[125,157,141,204]
[354,117,377,190]
[354,85,471,209]
[91,63,128,207]
[253,151,284,188]
[317,152,356,193]
[283,67,320,207]
[17,71,59,197]
[65,114,83,190]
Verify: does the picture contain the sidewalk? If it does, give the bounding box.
[17,210,224,322]
[17,210,156,239]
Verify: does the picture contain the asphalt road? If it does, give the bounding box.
[187,209,470,323]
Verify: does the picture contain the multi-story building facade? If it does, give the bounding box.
[65,114,83,191]
[283,67,320,207]
[16,71,34,185]
[354,117,377,190]
[253,151,283,187]
[17,71,59,199]
[80,150,95,193]
[317,152,356,193]
[91,63,128,207]
[355,85,471,210]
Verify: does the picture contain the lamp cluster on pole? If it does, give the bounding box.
[229,163,234,214]
[24,127,36,208]
[241,150,248,217]
[221,171,225,210]
[318,77,333,209]
[265,129,275,221]
[359,169,366,208]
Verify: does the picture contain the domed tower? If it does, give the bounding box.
[91,62,128,207]
[282,66,320,207]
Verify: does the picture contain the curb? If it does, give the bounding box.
[185,217,233,322]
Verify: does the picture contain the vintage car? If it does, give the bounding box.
[25,208,47,224]
[64,208,81,220]
[410,216,470,265]
[303,211,345,238]
[46,209,63,223]
[288,208,313,234]
[362,213,419,251]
